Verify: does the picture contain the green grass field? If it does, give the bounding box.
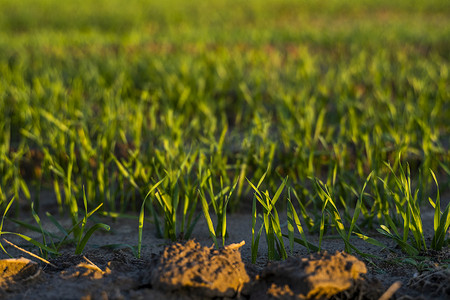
[0,0,449,259]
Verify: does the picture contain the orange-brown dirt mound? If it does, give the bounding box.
[149,239,250,298]
[0,257,42,291]
[250,251,371,300]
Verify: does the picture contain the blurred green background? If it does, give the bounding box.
[0,0,448,214]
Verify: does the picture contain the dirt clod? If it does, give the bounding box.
[150,239,250,298]
[252,251,367,299]
[0,257,41,291]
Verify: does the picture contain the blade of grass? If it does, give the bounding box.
[287,193,295,253]
[46,212,69,237]
[200,188,218,248]
[31,201,48,258]
[1,232,59,254]
[251,196,264,263]
[8,218,61,240]
[138,177,165,258]
[75,223,110,254]
[0,197,15,256]
[348,172,373,241]
[377,226,419,255]
[429,169,450,250]
[286,190,318,252]
[354,232,388,249]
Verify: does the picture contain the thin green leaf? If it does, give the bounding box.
[270,177,287,209]
[281,234,319,252]
[354,232,388,249]
[75,223,110,254]
[0,197,15,256]
[138,177,165,258]
[1,232,59,254]
[200,189,218,248]
[348,172,373,241]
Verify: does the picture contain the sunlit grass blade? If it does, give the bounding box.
[291,188,314,231]
[354,232,388,249]
[381,161,429,253]
[251,196,264,263]
[429,169,450,250]
[138,177,165,258]
[249,175,288,260]
[98,211,139,220]
[221,178,238,246]
[77,188,89,246]
[1,232,60,255]
[270,177,287,209]
[348,172,373,241]
[270,206,287,259]
[317,183,328,252]
[257,169,268,189]
[0,197,15,256]
[377,225,419,255]
[286,189,318,252]
[263,210,275,259]
[287,197,295,253]
[66,188,110,255]
[222,198,228,247]
[314,177,360,253]
[200,188,218,248]
[247,179,265,209]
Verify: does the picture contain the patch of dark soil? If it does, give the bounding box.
[418,248,450,265]
[405,268,450,300]
[329,277,386,300]
[365,247,450,300]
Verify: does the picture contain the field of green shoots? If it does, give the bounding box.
[0,0,449,260]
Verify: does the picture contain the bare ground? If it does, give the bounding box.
[0,195,449,300]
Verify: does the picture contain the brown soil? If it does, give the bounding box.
[0,196,449,299]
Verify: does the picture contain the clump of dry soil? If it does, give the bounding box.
[250,251,369,300]
[0,257,41,291]
[149,240,250,298]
